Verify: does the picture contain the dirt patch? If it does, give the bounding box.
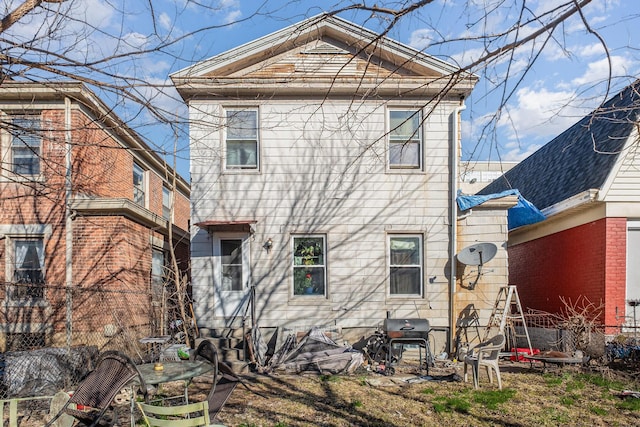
[190,361,640,427]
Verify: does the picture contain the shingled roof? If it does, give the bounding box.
[478,81,640,210]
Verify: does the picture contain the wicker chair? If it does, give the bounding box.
[46,350,147,426]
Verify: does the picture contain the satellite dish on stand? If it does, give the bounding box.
[457,242,498,289]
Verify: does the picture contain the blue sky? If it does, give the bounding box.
[7,0,639,180]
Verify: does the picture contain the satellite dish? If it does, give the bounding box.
[457,242,498,266]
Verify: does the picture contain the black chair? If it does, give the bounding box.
[46,350,147,427]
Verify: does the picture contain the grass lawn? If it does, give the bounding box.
[201,361,640,427]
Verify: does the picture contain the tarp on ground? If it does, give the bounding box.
[266,328,363,375]
[456,189,546,230]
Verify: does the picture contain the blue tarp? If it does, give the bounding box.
[456,189,546,230]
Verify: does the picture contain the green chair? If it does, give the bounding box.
[136,400,225,427]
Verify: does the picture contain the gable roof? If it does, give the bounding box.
[171,13,477,100]
[478,81,640,211]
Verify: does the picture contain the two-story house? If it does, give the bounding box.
[0,81,190,352]
[172,14,515,353]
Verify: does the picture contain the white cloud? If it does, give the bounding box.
[408,28,434,51]
[570,55,635,86]
[159,12,172,31]
[501,141,543,161]
[223,9,242,25]
[499,85,590,140]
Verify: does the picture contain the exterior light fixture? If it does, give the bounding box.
[263,238,273,252]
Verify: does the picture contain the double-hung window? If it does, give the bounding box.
[389,235,423,295]
[293,236,326,296]
[389,109,422,169]
[12,238,45,301]
[225,109,258,169]
[133,163,145,206]
[162,186,172,220]
[151,248,166,303]
[12,116,41,175]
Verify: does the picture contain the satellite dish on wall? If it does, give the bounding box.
[457,242,498,266]
[457,242,498,290]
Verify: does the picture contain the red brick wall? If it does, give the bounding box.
[0,98,190,348]
[509,217,626,328]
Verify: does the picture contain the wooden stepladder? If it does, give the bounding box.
[485,285,532,355]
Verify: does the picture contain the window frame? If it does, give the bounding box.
[388,234,424,297]
[151,248,166,304]
[162,186,172,221]
[220,238,245,292]
[133,162,146,207]
[7,236,46,304]
[11,115,42,176]
[388,109,423,170]
[292,235,327,297]
[224,108,259,171]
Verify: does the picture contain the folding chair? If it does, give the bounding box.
[137,400,225,426]
[46,350,147,427]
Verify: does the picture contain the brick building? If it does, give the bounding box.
[0,82,190,351]
[480,81,640,333]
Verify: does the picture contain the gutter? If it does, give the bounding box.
[541,189,599,217]
[449,102,465,354]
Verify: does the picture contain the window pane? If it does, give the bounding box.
[133,164,145,205]
[162,187,171,220]
[390,110,420,139]
[226,140,257,167]
[151,249,165,300]
[390,237,420,265]
[390,267,421,294]
[389,142,420,167]
[221,240,243,291]
[13,239,45,299]
[293,237,324,266]
[227,110,257,139]
[13,148,41,175]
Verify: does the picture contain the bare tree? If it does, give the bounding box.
[0,0,636,357]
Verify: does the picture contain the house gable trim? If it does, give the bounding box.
[172,14,464,78]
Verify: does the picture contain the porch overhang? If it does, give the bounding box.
[195,220,257,233]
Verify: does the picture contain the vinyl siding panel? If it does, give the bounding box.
[190,97,459,328]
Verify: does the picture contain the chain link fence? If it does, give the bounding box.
[0,283,191,400]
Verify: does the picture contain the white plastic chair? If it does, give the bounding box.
[463,333,505,389]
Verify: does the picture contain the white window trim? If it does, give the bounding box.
[387,233,424,297]
[387,108,424,171]
[0,113,47,182]
[214,233,252,292]
[133,162,147,207]
[292,235,327,298]
[223,107,260,172]
[4,235,48,307]
[162,186,172,221]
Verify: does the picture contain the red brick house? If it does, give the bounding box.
[0,82,190,351]
[479,81,640,333]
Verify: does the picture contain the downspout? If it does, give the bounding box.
[449,101,465,355]
[65,97,73,350]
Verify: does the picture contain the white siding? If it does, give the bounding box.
[602,129,640,202]
[190,97,462,329]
